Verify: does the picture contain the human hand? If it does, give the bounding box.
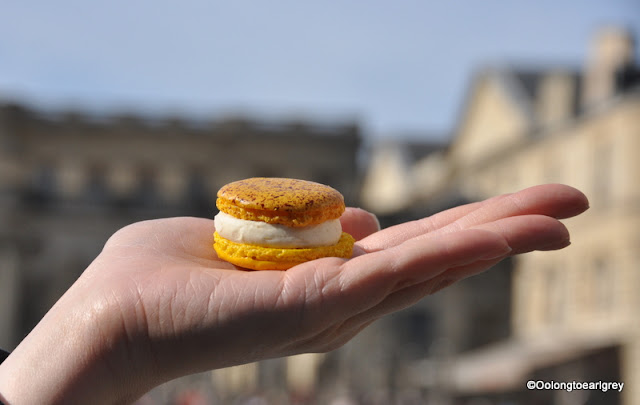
[0,184,588,404]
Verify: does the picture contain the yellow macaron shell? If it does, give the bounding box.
[214,232,355,270]
[216,177,345,227]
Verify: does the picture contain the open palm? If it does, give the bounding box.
[0,184,588,404]
[84,183,587,390]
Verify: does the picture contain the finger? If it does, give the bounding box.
[334,212,575,324]
[335,213,576,335]
[332,229,512,317]
[405,214,571,255]
[358,184,588,252]
[349,215,574,320]
[447,183,589,229]
[331,256,506,336]
[470,215,571,254]
[340,208,381,241]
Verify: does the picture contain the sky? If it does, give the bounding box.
[1,1,639,140]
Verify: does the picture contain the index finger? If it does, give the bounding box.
[358,184,588,253]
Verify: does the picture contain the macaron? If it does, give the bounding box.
[213,177,355,270]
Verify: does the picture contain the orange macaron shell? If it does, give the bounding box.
[216,177,345,227]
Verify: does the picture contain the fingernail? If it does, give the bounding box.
[356,207,381,231]
[539,238,571,251]
[369,211,381,231]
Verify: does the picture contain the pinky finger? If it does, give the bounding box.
[334,229,513,316]
[328,257,505,342]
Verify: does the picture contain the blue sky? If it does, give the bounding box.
[1,1,638,140]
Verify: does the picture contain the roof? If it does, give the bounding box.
[447,65,583,149]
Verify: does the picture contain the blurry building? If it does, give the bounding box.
[362,26,639,405]
[360,138,446,219]
[0,105,361,402]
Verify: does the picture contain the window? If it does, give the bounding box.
[592,139,613,209]
[543,150,563,184]
[185,170,211,215]
[28,164,57,203]
[85,166,109,205]
[593,257,615,314]
[581,255,616,318]
[543,266,566,325]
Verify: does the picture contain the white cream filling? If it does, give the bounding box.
[214,212,342,248]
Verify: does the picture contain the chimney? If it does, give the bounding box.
[582,27,635,109]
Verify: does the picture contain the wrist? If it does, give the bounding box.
[0,280,153,404]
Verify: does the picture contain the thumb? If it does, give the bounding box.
[340,207,381,241]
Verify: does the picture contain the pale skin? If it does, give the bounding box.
[0,184,589,405]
